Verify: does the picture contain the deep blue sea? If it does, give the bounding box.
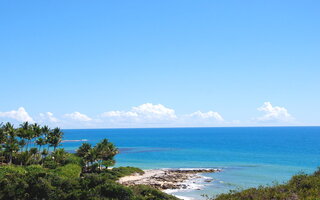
[62,127,320,199]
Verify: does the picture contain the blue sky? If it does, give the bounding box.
[0,0,319,128]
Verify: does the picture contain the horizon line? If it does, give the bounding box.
[62,125,320,130]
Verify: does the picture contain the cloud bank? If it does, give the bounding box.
[0,102,295,128]
[100,103,177,125]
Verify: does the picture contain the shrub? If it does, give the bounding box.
[214,168,320,200]
[101,166,145,180]
[65,153,83,166]
[0,165,26,179]
[96,181,134,200]
[131,185,179,200]
[43,158,58,169]
[54,164,82,179]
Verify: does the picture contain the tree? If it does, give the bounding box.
[95,139,118,169]
[18,122,31,151]
[76,143,92,171]
[41,149,49,161]
[47,127,63,152]
[0,123,5,145]
[0,124,5,162]
[3,122,19,164]
[52,128,63,152]
[52,148,67,165]
[76,139,119,172]
[18,139,26,153]
[41,125,50,151]
[36,138,45,153]
[31,123,42,138]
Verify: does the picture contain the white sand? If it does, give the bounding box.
[118,169,166,184]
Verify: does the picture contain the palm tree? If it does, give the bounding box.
[0,123,5,164]
[0,123,5,144]
[50,128,63,152]
[52,148,67,164]
[0,123,5,151]
[19,122,32,151]
[18,139,26,153]
[41,126,51,153]
[76,143,92,170]
[36,138,45,153]
[87,148,98,172]
[3,122,19,164]
[32,123,42,138]
[29,147,40,164]
[26,123,40,150]
[41,149,48,159]
[77,142,92,158]
[95,139,119,170]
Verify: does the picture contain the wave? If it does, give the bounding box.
[61,139,88,143]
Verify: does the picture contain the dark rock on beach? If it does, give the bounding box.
[118,168,221,190]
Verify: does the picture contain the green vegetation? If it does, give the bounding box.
[0,122,178,200]
[76,140,118,173]
[0,122,63,166]
[213,168,320,200]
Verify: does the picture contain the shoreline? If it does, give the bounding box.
[118,168,221,198]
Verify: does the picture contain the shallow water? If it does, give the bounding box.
[62,127,320,199]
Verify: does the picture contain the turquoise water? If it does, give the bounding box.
[62,127,320,199]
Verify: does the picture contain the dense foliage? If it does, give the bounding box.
[0,122,178,200]
[76,140,119,172]
[0,164,178,200]
[0,122,63,166]
[214,168,320,200]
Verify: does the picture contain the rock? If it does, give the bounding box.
[118,168,221,190]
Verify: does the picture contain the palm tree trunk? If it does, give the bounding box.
[26,140,30,151]
[9,153,12,165]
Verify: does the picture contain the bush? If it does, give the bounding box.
[101,166,145,180]
[112,166,144,176]
[0,165,26,179]
[0,171,29,199]
[65,153,83,166]
[54,164,82,179]
[96,181,134,200]
[131,185,179,200]
[214,168,320,200]
[43,158,58,169]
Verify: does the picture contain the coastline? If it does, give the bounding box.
[118,168,222,199]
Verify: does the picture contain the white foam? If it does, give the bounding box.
[62,139,88,143]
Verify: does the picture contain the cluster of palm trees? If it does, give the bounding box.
[76,139,118,172]
[0,122,63,165]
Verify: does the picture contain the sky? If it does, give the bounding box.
[0,0,319,128]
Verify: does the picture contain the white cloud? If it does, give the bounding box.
[132,103,177,119]
[64,112,92,122]
[101,103,177,122]
[101,111,138,118]
[99,104,226,127]
[257,102,293,122]
[0,107,34,123]
[39,112,59,123]
[187,111,224,121]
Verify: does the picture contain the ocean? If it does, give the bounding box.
[61,127,320,199]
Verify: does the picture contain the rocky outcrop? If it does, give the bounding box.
[119,168,221,190]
